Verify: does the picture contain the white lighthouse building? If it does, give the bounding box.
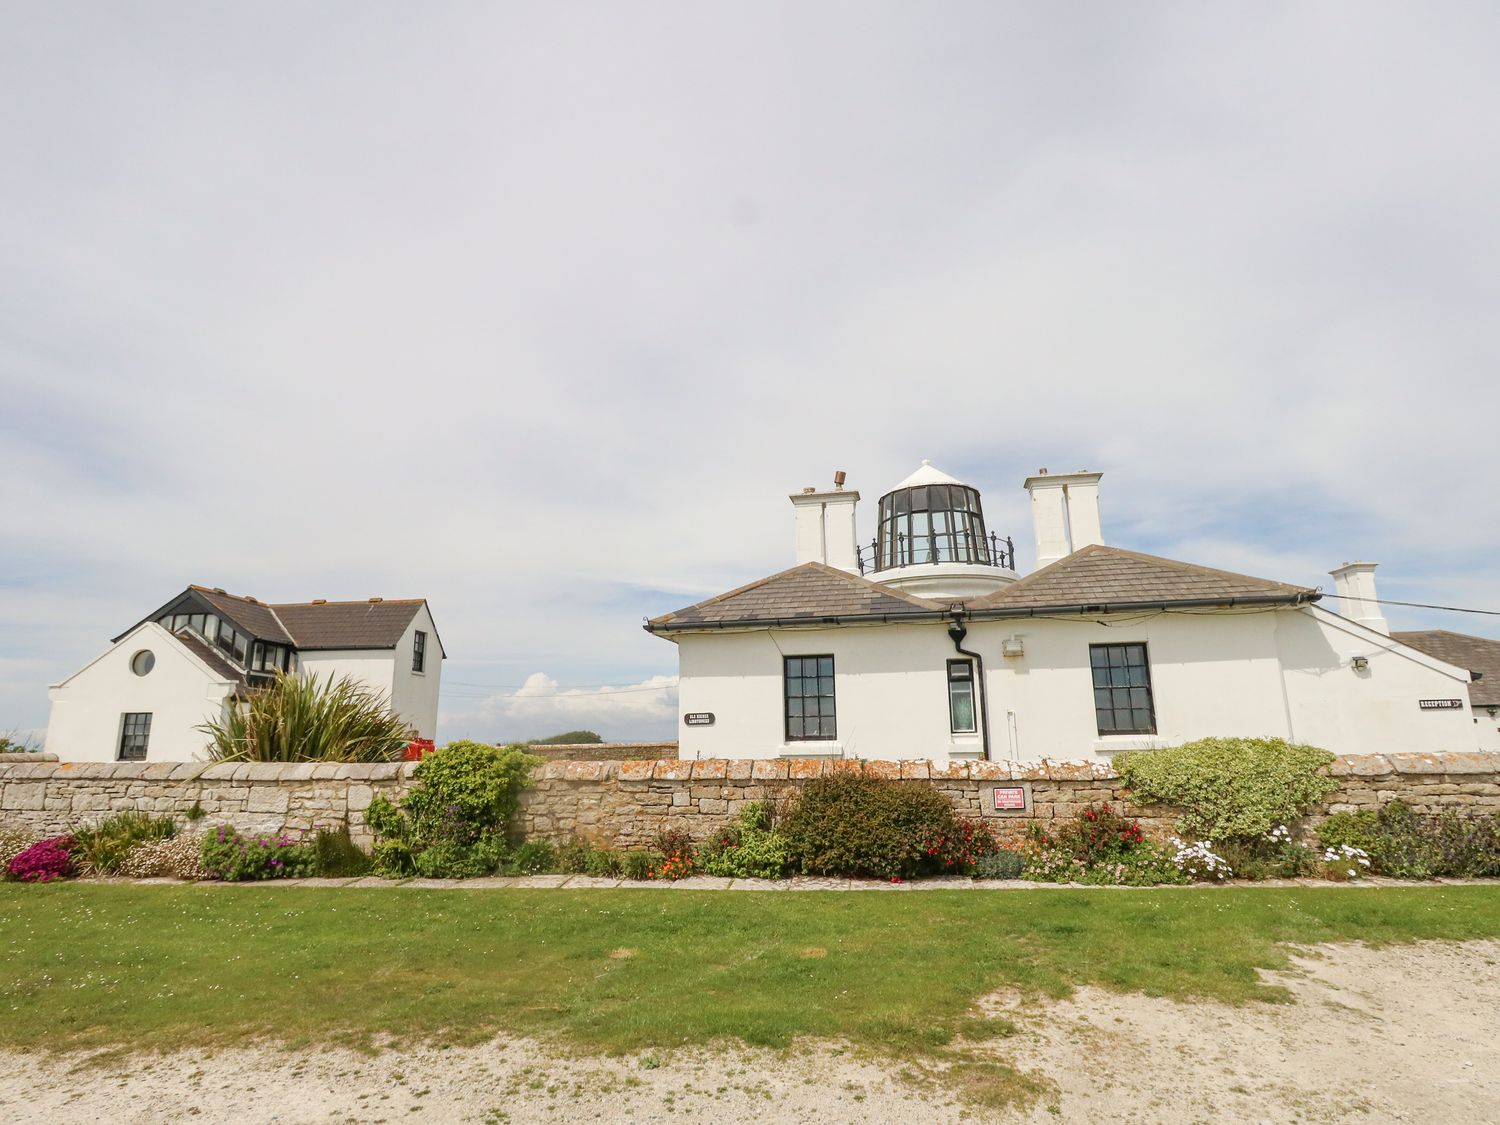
[648,462,1489,764]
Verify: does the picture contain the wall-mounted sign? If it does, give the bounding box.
[993,786,1027,811]
[684,712,716,726]
[1418,699,1464,710]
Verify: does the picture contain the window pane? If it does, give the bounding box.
[1090,647,1109,669]
[818,657,833,677]
[950,683,975,732]
[787,698,803,717]
[817,675,833,697]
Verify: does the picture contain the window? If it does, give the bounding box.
[947,659,976,733]
[118,713,152,761]
[784,655,836,740]
[413,630,427,673]
[130,650,155,677]
[1090,643,1156,735]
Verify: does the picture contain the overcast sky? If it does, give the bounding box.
[3,3,1498,744]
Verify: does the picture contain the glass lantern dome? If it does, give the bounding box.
[863,461,1016,598]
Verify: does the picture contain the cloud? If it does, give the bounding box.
[441,673,679,743]
[3,4,1498,742]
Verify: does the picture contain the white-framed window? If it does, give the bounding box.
[947,659,976,733]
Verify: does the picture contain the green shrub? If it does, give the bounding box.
[71,812,177,876]
[310,827,373,878]
[699,807,790,880]
[199,826,315,881]
[583,849,624,878]
[970,848,1027,880]
[557,839,594,874]
[621,850,657,881]
[779,773,977,880]
[366,741,540,878]
[1317,801,1500,879]
[199,672,413,762]
[509,841,556,875]
[1116,737,1337,843]
[413,837,506,879]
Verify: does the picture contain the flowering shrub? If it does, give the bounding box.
[1024,806,1185,885]
[1169,838,1233,882]
[700,806,790,879]
[1321,843,1372,881]
[621,850,656,881]
[0,831,40,873]
[120,834,210,879]
[780,773,983,880]
[1318,801,1500,879]
[7,836,75,883]
[648,828,697,880]
[199,826,315,881]
[72,811,176,876]
[922,817,1001,874]
[1117,736,1337,842]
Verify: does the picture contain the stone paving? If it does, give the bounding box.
[95,874,1500,891]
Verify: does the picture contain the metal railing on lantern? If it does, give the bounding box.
[857,531,1015,575]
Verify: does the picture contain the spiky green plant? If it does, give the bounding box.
[200,673,413,762]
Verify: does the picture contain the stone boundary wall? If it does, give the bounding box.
[4,753,1496,851]
[525,742,677,763]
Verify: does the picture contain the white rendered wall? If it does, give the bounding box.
[44,623,235,762]
[296,649,399,716]
[672,606,1482,764]
[675,624,984,762]
[387,604,442,739]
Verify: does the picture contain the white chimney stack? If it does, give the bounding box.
[790,477,860,573]
[1329,561,1389,635]
[1022,469,1105,570]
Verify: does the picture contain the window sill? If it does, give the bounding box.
[1092,736,1167,754]
[779,744,844,759]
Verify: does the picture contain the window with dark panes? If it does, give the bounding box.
[784,655,835,740]
[947,659,976,733]
[1090,643,1156,735]
[118,713,152,761]
[413,630,427,673]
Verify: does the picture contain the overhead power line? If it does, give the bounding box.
[1319,592,1500,618]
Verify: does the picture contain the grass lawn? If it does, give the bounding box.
[4,885,1500,1062]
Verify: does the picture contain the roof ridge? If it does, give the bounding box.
[268,598,426,608]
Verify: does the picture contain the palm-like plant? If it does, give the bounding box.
[201,672,413,762]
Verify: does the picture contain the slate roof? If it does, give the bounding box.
[192,587,295,645]
[1392,630,1500,707]
[171,630,250,687]
[271,599,427,650]
[647,562,948,632]
[117,587,434,652]
[965,545,1318,615]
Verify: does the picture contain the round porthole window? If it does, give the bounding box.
[130,650,155,677]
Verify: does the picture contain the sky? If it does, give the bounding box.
[3,3,1498,745]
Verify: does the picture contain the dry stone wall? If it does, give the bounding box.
[2,752,1498,850]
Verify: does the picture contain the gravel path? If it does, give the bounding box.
[6,940,1499,1123]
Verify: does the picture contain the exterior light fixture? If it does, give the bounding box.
[1350,656,1370,672]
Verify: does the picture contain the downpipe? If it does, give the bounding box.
[946,611,992,762]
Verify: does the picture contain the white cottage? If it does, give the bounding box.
[648,464,1487,765]
[44,586,444,762]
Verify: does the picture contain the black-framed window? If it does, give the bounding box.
[784,655,835,740]
[947,659,976,733]
[118,713,152,761]
[413,630,427,673]
[1090,643,1156,735]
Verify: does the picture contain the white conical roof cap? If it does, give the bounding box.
[893,459,968,489]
